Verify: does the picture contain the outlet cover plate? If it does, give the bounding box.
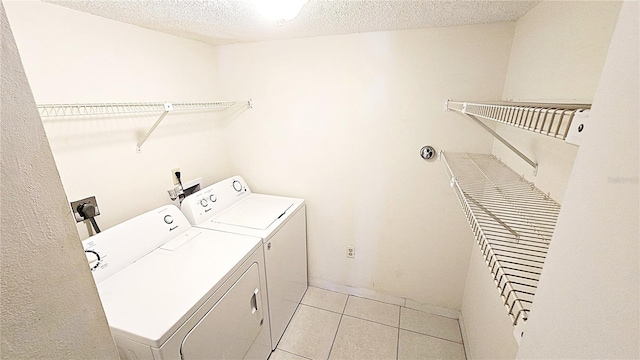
[70,196,100,223]
[346,245,355,258]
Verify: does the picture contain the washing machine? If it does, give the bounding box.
[181,176,307,349]
[82,205,271,360]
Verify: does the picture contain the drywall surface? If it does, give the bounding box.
[495,0,620,203]
[461,245,519,359]
[4,1,233,238]
[0,2,118,359]
[517,1,639,358]
[212,22,514,309]
[502,0,622,104]
[460,2,622,358]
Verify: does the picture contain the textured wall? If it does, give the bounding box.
[0,2,118,359]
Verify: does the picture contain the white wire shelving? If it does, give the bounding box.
[441,151,560,328]
[37,100,253,152]
[446,101,591,172]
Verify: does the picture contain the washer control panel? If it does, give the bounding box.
[181,176,251,225]
[82,205,191,284]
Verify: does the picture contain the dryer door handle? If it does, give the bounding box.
[251,288,260,314]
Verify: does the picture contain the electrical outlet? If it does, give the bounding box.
[171,168,181,185]
[70,196,100,223]
[346,245,355,258]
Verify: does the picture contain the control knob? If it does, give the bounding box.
[232,180,243,192]
[200,199,208,207]
[85,250,101,271]
[209,194,217,202]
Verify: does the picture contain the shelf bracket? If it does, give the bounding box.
[465,113,538,175]
[136,102,173,153]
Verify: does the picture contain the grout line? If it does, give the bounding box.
[348,293,402,307]
[400,304,460,320]
[307,282,405,307]
[274,348,314,360]
[340,295,402,328]
[400,328,464,345]
[396,305,401,360]
[299,302,345,316]
[396,326,401,360]
[341,295,349,314]
[341,314,398,330]
[327,314,344,360]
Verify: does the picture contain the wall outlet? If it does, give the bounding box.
[70,196,100,223]
[346,245,355,258]
[171,168,181,185]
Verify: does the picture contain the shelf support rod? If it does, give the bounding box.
[136,102,173,153]
[465,114,538,173]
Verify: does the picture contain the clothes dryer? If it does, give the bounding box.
[82,205,271,360]
[181,176,307,349]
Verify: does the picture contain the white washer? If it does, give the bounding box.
[181,176,308,349]
[82,205,271,360]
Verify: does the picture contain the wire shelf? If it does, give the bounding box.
[446,101,590,140]
[37,101,247,118]
[442,152,561,326]
[36,100,253,152]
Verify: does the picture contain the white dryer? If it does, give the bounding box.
[82,205,271,360]
[181,176,308,350]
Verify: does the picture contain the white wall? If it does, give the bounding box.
[502,1,622,104]
[212,23,515,309]
[518,1,639,357]
[496,0,621,203]
[4,0,513,318]
[460,2,622,358]
[461,246,520,360]
[0,2,118,358]
[4,1,237,239]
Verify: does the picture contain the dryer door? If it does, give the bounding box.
[180,262,266,360]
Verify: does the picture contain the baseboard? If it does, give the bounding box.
[309,278,406,306]
[457,311,473,360]
[308,278,461,319]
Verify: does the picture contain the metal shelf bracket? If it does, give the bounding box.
[136,102,174,153]
[447,100,538,174]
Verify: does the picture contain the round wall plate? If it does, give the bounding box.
[420,146,436,160]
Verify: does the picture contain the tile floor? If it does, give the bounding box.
[270,287,466,360]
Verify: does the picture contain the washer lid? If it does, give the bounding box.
[96,229,261,348]
[213,196,294,230]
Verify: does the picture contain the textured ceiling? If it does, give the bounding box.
[46,0,540,46]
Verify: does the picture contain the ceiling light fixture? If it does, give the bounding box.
[253,0,309,23]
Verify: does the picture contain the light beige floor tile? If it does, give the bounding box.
[269,349,312,360]
[328,316,398,360]
[301,287,348,313]
[277,305,341,360]
[398,330,466,360]
[343,296,400,327]
[400,307,462,343]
